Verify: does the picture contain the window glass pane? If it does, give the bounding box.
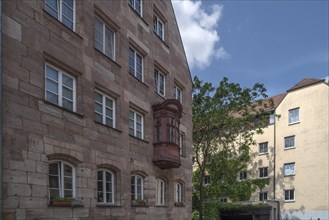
[106,172,111,182]
[64,164,72,176]
[106,108,113,118]
[105,98,113,108]
[62,74,73,88]
[45,0,59,18]
[106,193,112,203]
[46,91,59,105]
[95,102,103,114]
[97,171,103,181]
[49,176,59,188]
[129,49,135,74]
[135,0,141,14]
[95,92,102,103]
[95,113,102,123]
[64,177,72,189]
[105,27,114,59]
[46,66,59,81]
[98,192,104,202]
[62,87,73,100]
[63,0,73,8]
[95,19,103,51]
[49,163,59,175]
[62,99,73,111]
[50,189,60,198]
[106,118,113,127]
[47,79,59,94]
[64,189,72,197]
[62,17,73,30]
[62,2,73,21]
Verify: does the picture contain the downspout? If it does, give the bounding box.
[0,0,3,218]
[273,111,276,200]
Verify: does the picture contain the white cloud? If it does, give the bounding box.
[172,0,229,69]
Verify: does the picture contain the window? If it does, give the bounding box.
[45,64,76,112]
[175,182,183,203]
[269,114,275,125]
[95,18,115,60]
[259,142,268,154]
[192,156,196,165]
[284,163,295,176]
[95,91,115,128]
[156,179,165,205]
[178,134,184,156]
[167,117,178,143]
[128,47,143,81]
[174,85,182,102]
[259,192,268,201]
[49,161,75,199]
[129,109,144,139]
[259,167,268,178]
[154,70,165,97]
[284,189,295,202]
[284,136,295,149]
[97,170,114,204]
[219,197,228,203]
[153,15,164,40]
[45,0,75,30]
[239,171,247,181]
[204,176,211,185]
[289,108,299,124]
[131,175,144,200]
[128,0,142,16]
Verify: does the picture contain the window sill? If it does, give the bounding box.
[288,121,300,126]
[95,48,122,68]
[43,100,84,118]
[258,152,269,156]
[258,177,269,179]
[174,202,185,207]
[96,204,121,208]
[43,10,83,40]
[153,32,170,49]
[284,200,295,203]
[129,134,149,144]
[284,174,295,177]
[284,147,296,151]
[155,92,166,100]
[95,121,122,133]
[128,72,149,89]
[155,205,168,207]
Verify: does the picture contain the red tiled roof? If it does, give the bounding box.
[287,78,325,92]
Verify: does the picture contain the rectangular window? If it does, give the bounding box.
[259,167,268,178]
[284,163,295,176]
[153,16,164,40]
[45,0,75,30]
[45,64,76,112]
[259,142,268,154]
[179,133,184,156]
[269,114,275,125]
[219,197,228,203]
[284,189,295,202]
[289,108,299,124]
[239,171,247,181]
[129,47,143,81]
[175,182,183,203]
[174,85,182,102]
[94,90,115,128]
[154,70,165,97]
[259,192,268,201]
[94,18,115,60]
[129,109,144,139]
[156,179,165,205]
[204,176,211,185]
[128,0,142,16]
[284,136,295,149]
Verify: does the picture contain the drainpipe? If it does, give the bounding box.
[273,111,276,201]
[0,0,3,219]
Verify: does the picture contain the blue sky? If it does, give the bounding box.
[172,0,328,97]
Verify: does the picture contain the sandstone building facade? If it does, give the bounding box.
[1,0,192,219]
[248,78,329,219]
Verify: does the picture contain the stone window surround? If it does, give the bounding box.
[94,16,116,60]
[153,4,167,42]
[129,108,144,140]
[94,89,116,128]
[174,180,184,205]
[155,178,166,206]
[259,191,268,201]
[259,167,268,178]
[258,142,268,154]
[44,0,76,31]
[128,0,143,17]
[97,169,115,204]
[284,189,295,202]
[154,69,166,97]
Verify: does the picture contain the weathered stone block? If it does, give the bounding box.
[7,183,32,197]
[27,172,48,186]
[19,197,48,208]
[73,208,90,218]
[3,170,27,184]
[26,208,54,219]
[53,207,73,218]
[32,185,48,198]
[3,15,22,42]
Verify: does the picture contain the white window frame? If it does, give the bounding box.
[95,90,115,128]
[284,163,295,176]
[131,175,144,200]
[128,47,144,81]
[156,179,165,205]
[94,17,116,60]
[129,109,144,139]
[284,136,295,149]
[259,167,268,178]
[154,70,166,97]
[45,63,76,112]
[128,0,143,16]
[49,161,76,199]
[97,169,115,204]
[175,182,183,203]
[174,85,182,102]
[259,192,268,201]
[288,108,299,124]
[153,16,164,40]
[269,113,275,125]
[45,0,76,31]
[259,142,268,154]
[284,189,295,202]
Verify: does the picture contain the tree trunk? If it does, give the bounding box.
[198,169,205,220]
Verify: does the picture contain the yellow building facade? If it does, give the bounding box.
[249,78,329,219]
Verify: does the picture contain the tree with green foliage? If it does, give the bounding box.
[192,76,273,220]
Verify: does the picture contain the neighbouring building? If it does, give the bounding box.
[1,0,193,219]
[248,78,329,220]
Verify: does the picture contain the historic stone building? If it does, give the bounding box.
[1,0,192,219]
[248,78,329,219]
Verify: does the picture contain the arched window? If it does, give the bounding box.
[175,182,183,203]
[156,179,165,205]
[97,170,114,204]
[49,161,76,199]
[131,175,144,200]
